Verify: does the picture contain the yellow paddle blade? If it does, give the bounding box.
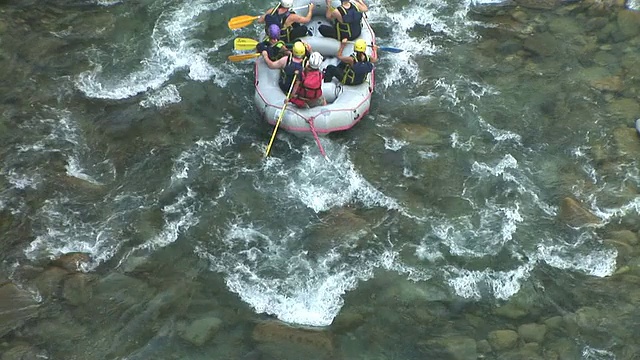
[234,38,260,51]
[228,15,260,30]
[228,53,261,62]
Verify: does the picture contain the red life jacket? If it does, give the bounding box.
[296,70,323,100]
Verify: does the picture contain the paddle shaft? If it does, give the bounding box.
[265,74,298,157]
[228,5,311,30]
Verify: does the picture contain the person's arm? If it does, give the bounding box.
[336,39,353,64]
[262,52,287,69]
[287,3,314,25]
[370,48,378,63]
[325,1,342,21]
[290,71,301,98]
[257,8,274,23]
[353,0,368,12]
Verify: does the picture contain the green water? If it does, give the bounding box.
[1,0,639,359]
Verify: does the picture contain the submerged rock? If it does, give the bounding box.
[51,252,91,272]
[558,197,601,227]
[32,266,68,299]
[62,273,93,306]
[252,320,335,359]
[517,323,547,343]
[420,336,478,360]
[178,315,222,346]
[487,329,519,351]
[0,343,46,360]
[0,283,41,338]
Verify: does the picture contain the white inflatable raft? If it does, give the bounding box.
[254,0,376,136]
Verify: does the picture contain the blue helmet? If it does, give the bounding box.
[268,24,280,39]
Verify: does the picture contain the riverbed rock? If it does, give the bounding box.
[487,329,519,351]
[523,33,560,57]
[517,323,547,343]
[331,309,365,333]
[32,266,68,299]
[0,343,46,360]
[420,336,477,360]
[613,127,640,158]
[589,75,623,92]
[0,283,41,338]
[252,320,334,359]
[396,123,444,146]
[558,197,601,227]
[616,9,640,41]
[178,315,222,346]
[304,207,373,255]
[608,98,640,122]
[515,0,560,9]
[51,252,91,272]
[62,273,93,306]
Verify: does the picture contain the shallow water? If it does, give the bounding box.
[1,0,640,359]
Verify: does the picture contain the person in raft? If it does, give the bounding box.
[290,52,327,108]
[258,0,315,43]
[323,38,376,85]
[262,41,310,94]
[257,24,288,61]
[319,0,368,41]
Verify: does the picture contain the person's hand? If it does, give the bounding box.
[309,3,315,8]
[341,38,348,44]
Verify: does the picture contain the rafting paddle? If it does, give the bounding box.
[346,41,403,53]
[373,45,404,53]
[234,38,260,51]
[228,53,261,62]
[265,73,297,157]
[228,5,310,30]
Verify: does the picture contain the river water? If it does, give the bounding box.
[1,0,640,359]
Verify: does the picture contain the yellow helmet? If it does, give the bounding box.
[292,42,306,58]
[354,39,367,52]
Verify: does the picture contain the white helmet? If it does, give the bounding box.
[308,52,323,69]
[280,0,293,8]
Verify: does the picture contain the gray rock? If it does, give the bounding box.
[487,329,519,351]
[0,343,45,360]
[331,310,365,332]
[422,336,478,360]
[32,266,68,299]
[476,339,492,354]
[517,323,547,343]
[62,273,93,306]
[523,32,560,57]
[558,197,601,227]
[178,316,222,346]
[0,283,40,338]
[617,9,640,41]
[51,252,91,272]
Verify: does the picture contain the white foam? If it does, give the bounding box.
[535,244,616,278]
[284,147,402,213]
[76,0,233,99]
[446,262,534,300]
[95,0,122,5]
[24,197,124,271]
[627,0,640,11]
[477,116,521,143]
[140,84,182,108]
[197,223,428,326]
[65,156,102,185]
[5,170,38,190]
[131,187,199,252]
[581,345,617,360]
[382,136,408,151]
